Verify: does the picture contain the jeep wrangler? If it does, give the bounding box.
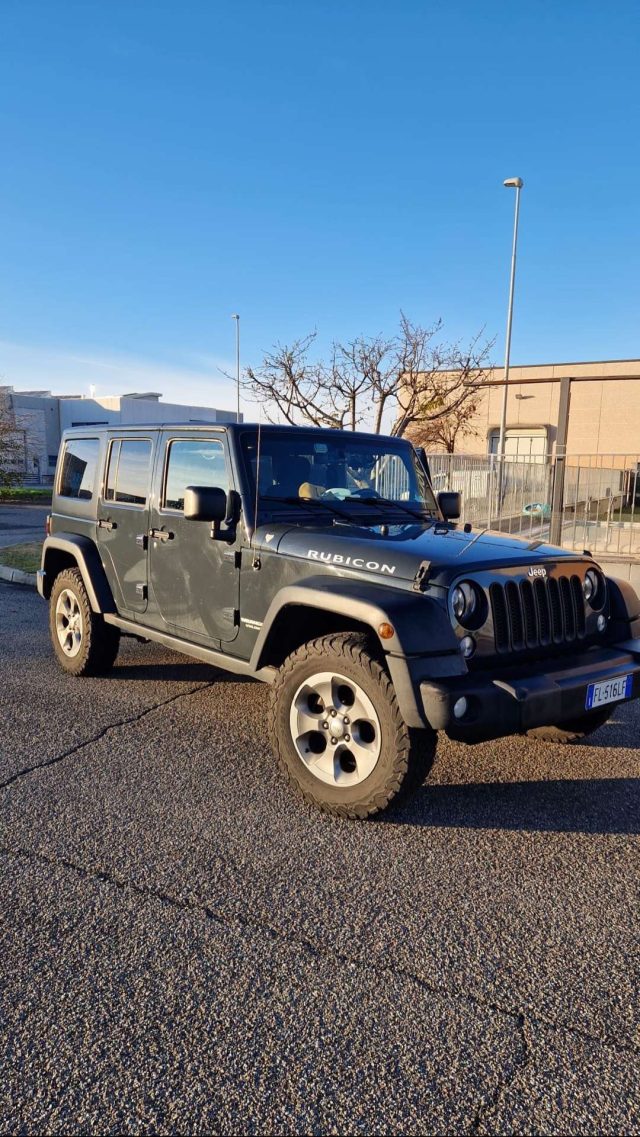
[38,423,640,818]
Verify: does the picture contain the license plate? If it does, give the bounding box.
[585,674,633,710]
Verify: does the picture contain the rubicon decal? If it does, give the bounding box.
[307,549,396,574]
[528,565,548,578]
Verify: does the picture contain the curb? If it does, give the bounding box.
[0,564,37,587]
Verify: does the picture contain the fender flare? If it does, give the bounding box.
[250,576,463,728]
[40,535,116,614]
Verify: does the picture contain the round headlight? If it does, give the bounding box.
[583,569,600,606]
[451,581,478,624]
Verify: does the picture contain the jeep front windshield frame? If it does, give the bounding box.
[239,429,439,522]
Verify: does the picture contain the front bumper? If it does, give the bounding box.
[421,640,640,741]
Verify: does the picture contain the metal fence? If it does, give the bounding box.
[428,452,640,557]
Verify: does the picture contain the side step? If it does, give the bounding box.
[103,614,276,683]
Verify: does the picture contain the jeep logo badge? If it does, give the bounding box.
[528,565,547,578]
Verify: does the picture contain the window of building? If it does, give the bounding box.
[488,428,548,462]
[58,438,100,499]
[163,438,228,511]
[105,439,152,506]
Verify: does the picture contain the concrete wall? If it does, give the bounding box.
[455,360,640,458]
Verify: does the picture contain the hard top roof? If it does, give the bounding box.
[61,422,410,444]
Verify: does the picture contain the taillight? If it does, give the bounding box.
[45,514,51,537]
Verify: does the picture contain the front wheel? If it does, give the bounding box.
[526,706,613,743]
[269,632,436,818]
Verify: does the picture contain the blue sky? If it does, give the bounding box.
[1,0,639,413]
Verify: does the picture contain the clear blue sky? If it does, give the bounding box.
[1,0,639,412]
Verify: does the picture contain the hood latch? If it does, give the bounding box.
[413,560,431,592]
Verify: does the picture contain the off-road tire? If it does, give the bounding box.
[269,632,437,818]
[49,567,120,677]
[526,706,613,743]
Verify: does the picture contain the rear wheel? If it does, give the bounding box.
[49,567,120,676]
[269,632,436,818]
[526,706,613,743]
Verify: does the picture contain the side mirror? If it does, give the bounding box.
[438,491,462,521]
[183,485,227,523]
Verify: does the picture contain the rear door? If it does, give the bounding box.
[97,436,153,614]
[147,431,240,644]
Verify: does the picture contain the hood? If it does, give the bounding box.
[254,520,587,586]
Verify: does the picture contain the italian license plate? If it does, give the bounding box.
[585,674,633,710]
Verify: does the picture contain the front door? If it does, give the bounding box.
[148,432,240,644]
[97,436,153,614]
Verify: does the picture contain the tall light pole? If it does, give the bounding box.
[496,177,524,467]
[231,314,240,423]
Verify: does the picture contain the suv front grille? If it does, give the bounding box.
[490,574,586,653]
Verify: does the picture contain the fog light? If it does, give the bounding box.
[597,613,607,632]
[460,635,476,658]
[453,697,468,720]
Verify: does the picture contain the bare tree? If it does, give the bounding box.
[245,333,344,429]
[0,389,25,486]
[243,316,494,438]
[405,396,482,453]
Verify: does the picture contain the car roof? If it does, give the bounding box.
[61,422,411,445]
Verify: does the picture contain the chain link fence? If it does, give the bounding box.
[428,452,640,557]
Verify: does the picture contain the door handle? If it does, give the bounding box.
[98,518,117,531]
[149,527,174,543]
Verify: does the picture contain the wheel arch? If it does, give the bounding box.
[40,536,116,613]
[251,578,461,729]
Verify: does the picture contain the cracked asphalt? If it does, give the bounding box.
[1,582,639,1135]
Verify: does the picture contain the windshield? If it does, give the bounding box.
[240,429,439,521]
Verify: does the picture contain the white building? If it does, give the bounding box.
[0,388,239,485]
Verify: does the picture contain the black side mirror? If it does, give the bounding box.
[183,486,227,523]
[438,491,462,521]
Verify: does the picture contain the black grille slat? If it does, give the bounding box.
[490,583,510,652]
[559,576,576,640]
[571,575,586,638]
[505,580,525,650]
[489,572,587,654]
[519,580,538,647]
[547,577,564,642]
[534,578,551,645]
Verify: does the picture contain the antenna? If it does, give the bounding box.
[251,420,262,569]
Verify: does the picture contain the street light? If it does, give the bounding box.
[231,314,240,423]
[496,177,524,467]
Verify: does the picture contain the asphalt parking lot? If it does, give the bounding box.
[1,581,639,1135]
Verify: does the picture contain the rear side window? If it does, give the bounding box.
[105,439,152,506]
[163,438,228,511]
[58,438,100,500]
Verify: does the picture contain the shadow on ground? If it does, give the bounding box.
[383,776,640,835]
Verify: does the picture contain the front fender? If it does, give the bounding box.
[251,576,465,728]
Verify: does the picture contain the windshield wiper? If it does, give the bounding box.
[260,495,356,523]
[343,496,440,523]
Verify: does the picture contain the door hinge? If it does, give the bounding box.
[223,548,242,568]
[136,533,148,549]
[135,582,148,600]
[222,607,240,626]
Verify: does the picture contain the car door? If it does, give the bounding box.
[97,436,153,614]
[147,431,240,644]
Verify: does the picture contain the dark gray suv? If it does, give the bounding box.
[38,422,640,818]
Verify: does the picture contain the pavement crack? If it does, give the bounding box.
[0,680,217,792]
[469,1011,532,1133]
[2,841,639,1063]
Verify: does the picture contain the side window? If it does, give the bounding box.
[105,439,152,506]
[163,439,228,512]
[58,438,100,500]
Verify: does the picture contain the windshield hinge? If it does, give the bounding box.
[413,560,431,592]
